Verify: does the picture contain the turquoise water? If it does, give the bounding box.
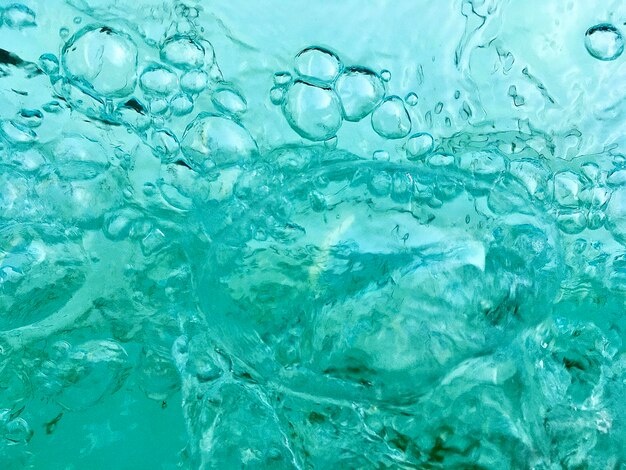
[2,0,626,468]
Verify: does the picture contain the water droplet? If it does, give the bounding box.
[2,4,36,29]
[294,46,341,83]
[181,113,258,170]
[380,69,391,82]
[282,80,342,141]
[405,133,434,160]
[371,96,411,139]
[139,64,178,95]
[405,92,418,106]
[59,27,70,38]
[170,93,194,116]
[180,70,209,94]
[273,71,292,86]
[160,35,210,70]
[62,25,138,98]
[73,16,82,24]
[212,85,247,115]
[335,66,385,122]
[585,23,624,61]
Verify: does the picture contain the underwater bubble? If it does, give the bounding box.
[150,128,180,159]
[181,113,258,170]
[137,348,181,400]
[48,135,110,180]
[371,96,411,139]
[294,46,342,83]
[115,98,151,130]
[62,25,138,97]
[273,71,292,86]
[149,97,170,115]
[269,86,285,105]
[52,340,130,411]
[170,93,194,116]
[372,150,390,161]
[17,108,43,128]
[2,3,36,29]
[38,53,59,76]
[59,27,69,38]
[380,69,391,82]
[180,69,209,94]
[8,148,47,172]
[405,92,418,106]
[212,85,247,115]
[405,132,434,160]
[103,207,143,240]
[139,64,178,95]
[606,186,626,244]
[0,120,37,145]
[585,23,624,61]
[282,80,343,141]
[42,100,64,114]
[160,35,209,70]
[456,150,507,179]
[557,210,587,234]
[553,171,584,208]
[335,66,385,121]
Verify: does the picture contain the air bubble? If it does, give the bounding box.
[62,25,138,98]
[181,113,258,170]
[180,70,209,94]
[405,92,418,106]
[294,47,342,83]
[160,35,209,70]
[39,53,59,76]
[335,66,385,121]
[282,80,343,141]
[139,64,178,95]
[149,97,170,115]
[380,69,391,82]
[212,86,247,115]
[585,23,624,61]
[270,86,285,105]
[2,4,36,29]
[405,133,434,160]
[150,128,180,158]
[170,93,194,116]
[18,109,43,128]
[371,96,411,139]
[606,186,626,244]
[273,71,292,86]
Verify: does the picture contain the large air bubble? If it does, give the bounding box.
[62,25,138,97]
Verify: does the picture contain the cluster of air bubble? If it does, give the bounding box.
[271,46,426,145]
[2,1,626,469]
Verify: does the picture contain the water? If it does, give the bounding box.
[1,0,626,468]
